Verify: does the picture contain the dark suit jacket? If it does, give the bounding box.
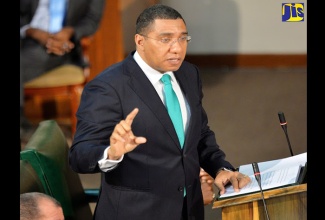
[69,51,235,220]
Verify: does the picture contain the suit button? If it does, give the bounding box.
[178,186,184,192]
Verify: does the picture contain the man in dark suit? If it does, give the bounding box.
[69,4,251,220]
[20,0,105,138]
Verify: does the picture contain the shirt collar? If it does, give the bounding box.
[133,51,176,85]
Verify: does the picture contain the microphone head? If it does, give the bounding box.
[278,111,287,126]
[277,112,294,156]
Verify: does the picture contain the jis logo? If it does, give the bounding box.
[282,3,304,22]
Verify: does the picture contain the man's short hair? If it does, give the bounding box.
[136,4,185,35]
[20,192,62,220]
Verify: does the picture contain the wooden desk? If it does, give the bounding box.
[213,183,307,220]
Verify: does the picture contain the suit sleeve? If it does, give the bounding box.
[192,64,236,177]
[69,76,123,173]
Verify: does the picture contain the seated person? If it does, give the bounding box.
[20,192,64,220]
[200,168,216,205]
[20,0,106,141]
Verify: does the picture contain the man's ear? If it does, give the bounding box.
[135,34,144,47]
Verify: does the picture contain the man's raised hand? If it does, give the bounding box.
[108,108,147,160]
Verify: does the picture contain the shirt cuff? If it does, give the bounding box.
[98,147,124,172]
[20,24,31,38]
[216,167,235,176]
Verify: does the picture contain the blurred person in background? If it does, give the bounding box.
[200,168,216,205]
[20,192,64,220]
[20,0,106,140]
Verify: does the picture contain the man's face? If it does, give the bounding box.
[136,19,189,73]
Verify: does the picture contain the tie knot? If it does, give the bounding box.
[160,74,172,85]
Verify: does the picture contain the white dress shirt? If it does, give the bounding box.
[20,0,68,37]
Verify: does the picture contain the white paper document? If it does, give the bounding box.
[218,152,307,199]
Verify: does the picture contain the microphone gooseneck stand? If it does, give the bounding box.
[252,162,270,220]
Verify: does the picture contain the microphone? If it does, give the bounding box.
[252,162,261,183]
[252,162,270,220]
[278,111,294,156]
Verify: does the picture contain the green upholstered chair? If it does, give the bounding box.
[20,159,46,194]
[20,119,98,220]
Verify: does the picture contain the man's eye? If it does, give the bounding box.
[179,36,188,42]
[160,38,171,44]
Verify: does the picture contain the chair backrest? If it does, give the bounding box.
[20,120,93,220]
[20,159,46,194]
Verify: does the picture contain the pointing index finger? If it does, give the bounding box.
[125,108,139,125]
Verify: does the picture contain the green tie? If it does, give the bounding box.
[161,74,186,197]
[161,74,185,148]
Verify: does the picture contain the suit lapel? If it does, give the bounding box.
[124,57,183,150]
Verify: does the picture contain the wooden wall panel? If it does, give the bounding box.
[87,0,125,81]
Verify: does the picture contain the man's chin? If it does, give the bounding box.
[167,65,182,72]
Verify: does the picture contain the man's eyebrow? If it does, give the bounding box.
[158,32,189,37]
